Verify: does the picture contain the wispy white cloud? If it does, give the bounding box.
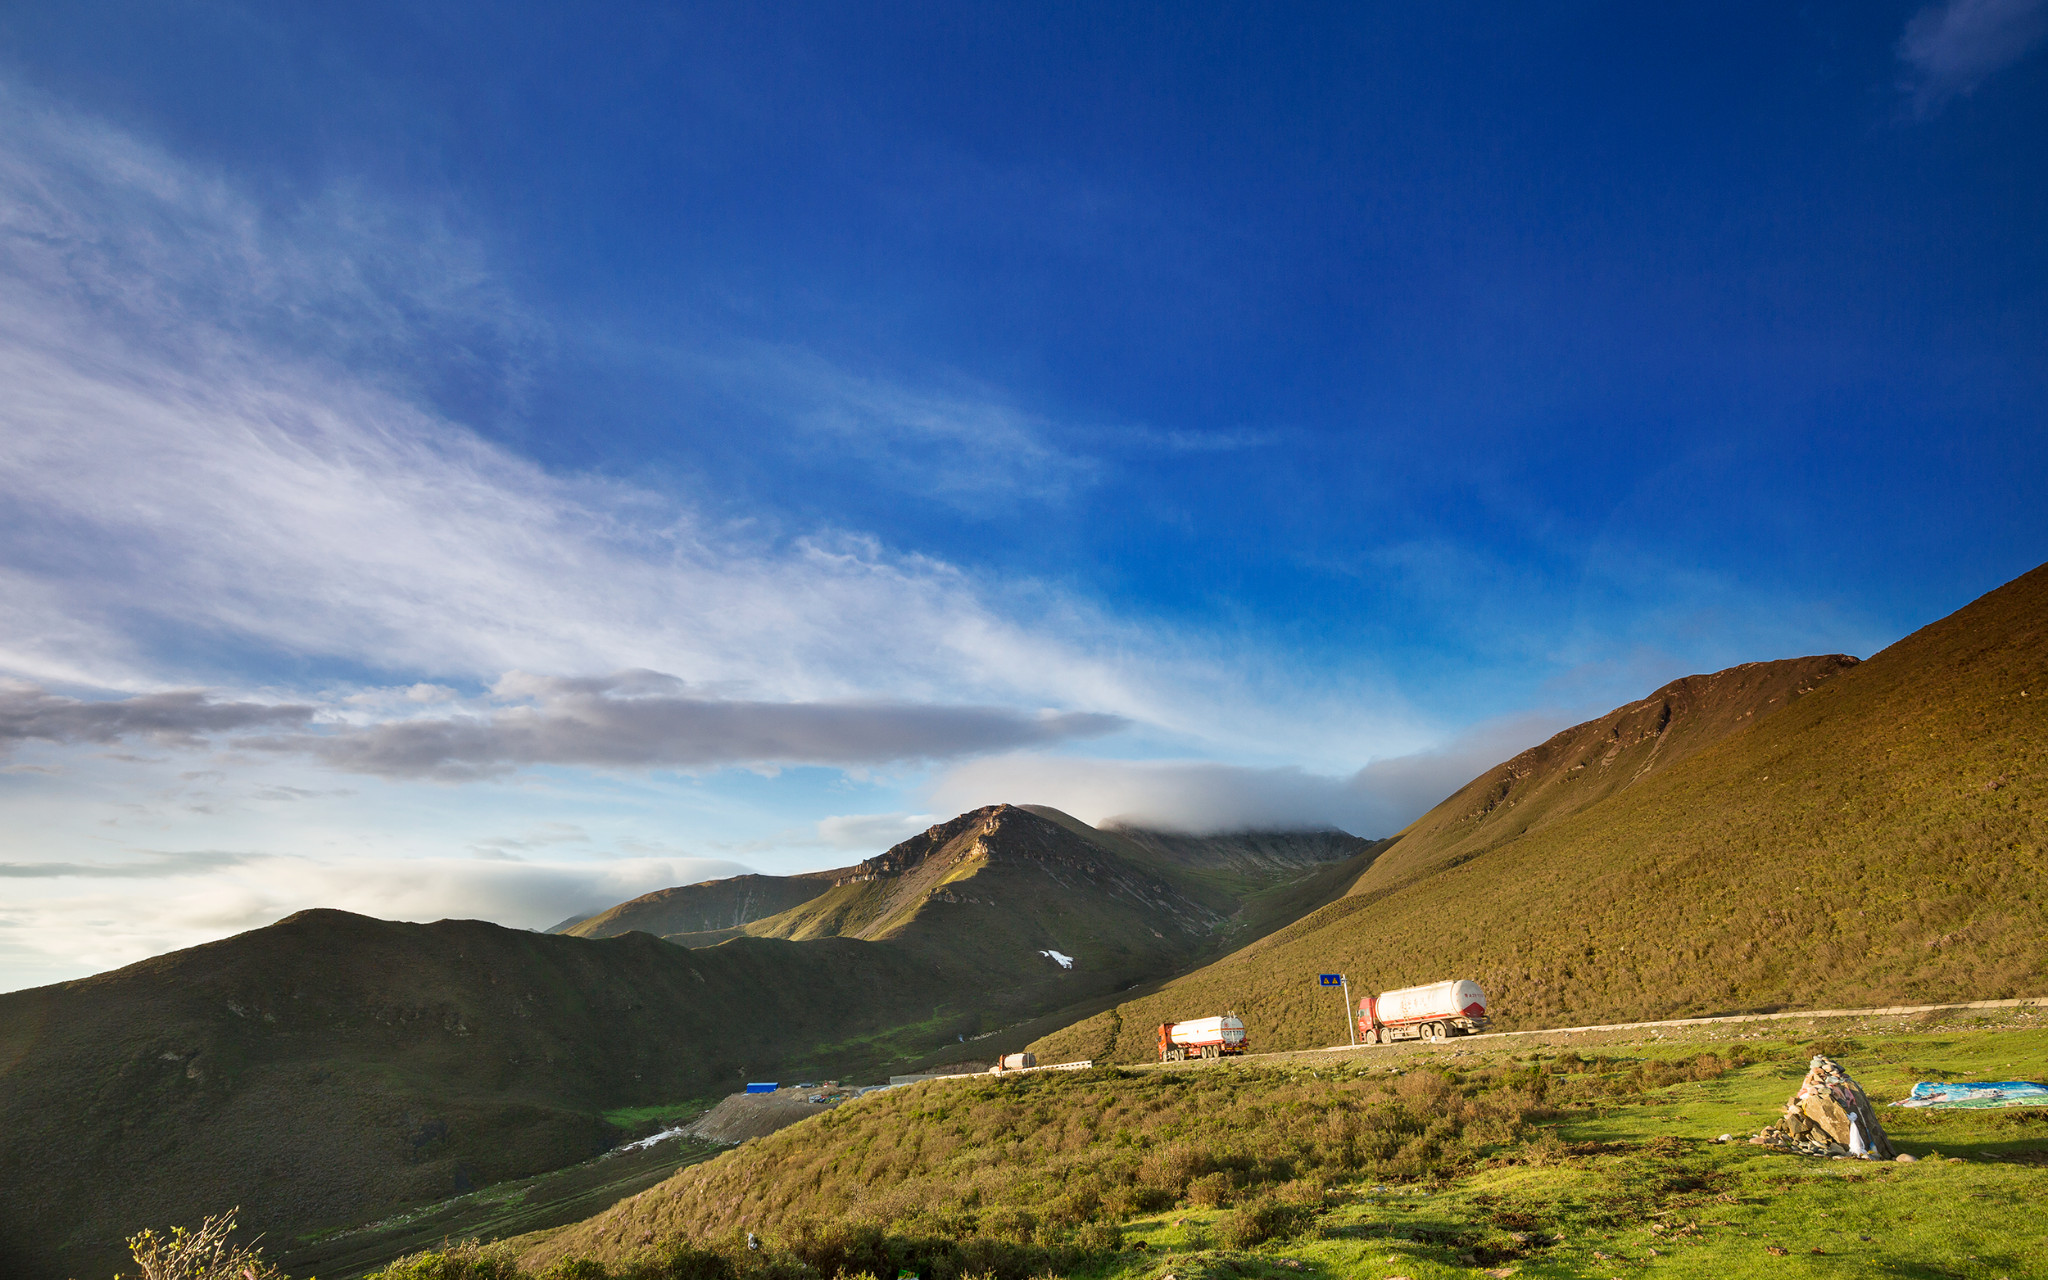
[0,849,252,879]
[1898,0,2048,112]
[0,86,1178,725]
[0,82,1452,774]
[748,347,1100,505]
[815,811,936,849]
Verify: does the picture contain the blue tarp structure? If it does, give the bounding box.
[1893,1081,2048,1109]
[745,1082,778,1094]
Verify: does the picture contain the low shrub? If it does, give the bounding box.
[123,1209,287,1280]
[619,1242,737,1280]
[1185,1171,1234,1208]
[373,1240,523,1280]
[1216,1198,1310,1250]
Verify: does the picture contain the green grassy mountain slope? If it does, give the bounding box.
[1348,653,1858,897]
[753,806,1217,945]
[559,804,1378,984]
[707,806,1381,998]
[1018,808,1387,948]
[0,910,960,1280]
[1031,563,2048,1064]
[561,870,850,940]
[564,810,1376,964]
[519,1055,1544,1273]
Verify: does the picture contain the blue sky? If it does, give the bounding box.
[1,0,2043,990]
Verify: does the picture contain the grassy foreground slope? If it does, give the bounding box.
[1033,563,2048,1064]
[512,1014,2048,1280]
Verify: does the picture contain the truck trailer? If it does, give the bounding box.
[1356,979,1489,1044]
[1156,1015,1248,1061]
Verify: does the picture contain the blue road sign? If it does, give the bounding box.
[1318,973,1343,986]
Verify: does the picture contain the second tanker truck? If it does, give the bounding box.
[1356,979,1489,1044]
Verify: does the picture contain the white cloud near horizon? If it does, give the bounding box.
[928,714,1562,836]
[1899,0,2048,111]
[0,849,751,990]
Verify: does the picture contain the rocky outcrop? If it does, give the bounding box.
[1750,1055,1896,1159]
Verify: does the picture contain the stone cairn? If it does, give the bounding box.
[1749,1054,1895,1159]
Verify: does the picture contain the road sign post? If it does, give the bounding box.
[1318,973,1356,1047]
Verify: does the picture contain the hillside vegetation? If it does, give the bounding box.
[0,911,967,1280]
[0,809,1374,1280]
[1032,563,2048,1065]
[481,1016,2048,1280]
[1347,654,1858,898]
[520,1057,1560,1272]
[568,810,1380,964]
[560,871,851,940]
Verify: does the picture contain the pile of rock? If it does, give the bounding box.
[1750,1054,1895,1159]
[685,1082,863,1145]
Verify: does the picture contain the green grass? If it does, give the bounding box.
[566,874,842,940]
[1107,1150,2043,1279]
[361,1018,2043,1280]
[282,1136,724,1279]
[804,1007,976,1060]
[601,1100,719,1131]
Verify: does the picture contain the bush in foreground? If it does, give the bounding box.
[120,1209,286,1280]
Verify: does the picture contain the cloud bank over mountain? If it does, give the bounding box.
[929,716,1560,836]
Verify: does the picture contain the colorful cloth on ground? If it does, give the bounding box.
[1892,1081,2048,1109]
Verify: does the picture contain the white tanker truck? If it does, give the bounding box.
[1156,1014,1249,1061]
[1356,979,1489,1044]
